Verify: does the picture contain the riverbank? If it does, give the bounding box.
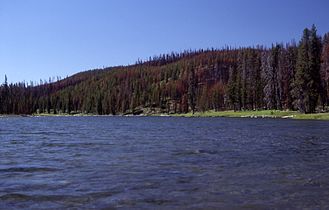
[2,110,329,120]
[172,110,329,120]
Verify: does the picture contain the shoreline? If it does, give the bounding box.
[1,110,329,120]
[170,110,329,120]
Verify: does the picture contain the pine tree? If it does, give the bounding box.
[97,94,103,115]
[286,43,298,110]
[254,50,264,110]
[2,75,10,114]
[228,66,238,110]
[321,33,329,107]
[293,28,310,113]
[308,25,322,112]
[188,66,197,114]
[293,25,321,113]
[238,51,248,109]
[262,49,278,110]
[67,92,72,114]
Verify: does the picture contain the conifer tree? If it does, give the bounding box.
[228,66,238,110]
[293,28,310,113]
[308,25,322,112]
[293,25,321,113]
[188,67,197,114]
[321,33,329,106]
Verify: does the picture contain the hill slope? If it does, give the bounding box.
[1,26,329,115]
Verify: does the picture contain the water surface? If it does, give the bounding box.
[0,116,329,209]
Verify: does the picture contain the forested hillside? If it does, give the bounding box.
[1,25,329,115]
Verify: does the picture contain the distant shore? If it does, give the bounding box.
[171,110,329,120]
[1,110,328,120]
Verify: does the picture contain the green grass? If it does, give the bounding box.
[293,112,329,120]
[27,109,329,120]
[32,113,95,117]
[172,110,329,120]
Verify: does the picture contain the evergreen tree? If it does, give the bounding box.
[293,28,310,113]
[286,43,298,110]
[188,66,197,114]
[308,25,322,111]
[238,51,248,109]
[2,75,10,114]
[97,94,103,115]
[293,25,321,113]
[262,49,278,110]
[254,50,264,110]
[228,66,238,110]
[321,33,329,106]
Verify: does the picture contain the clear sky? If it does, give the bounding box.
[1,0,329,83]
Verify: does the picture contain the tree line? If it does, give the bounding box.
[0,25,328,115]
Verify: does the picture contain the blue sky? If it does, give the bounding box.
[1,0,329,83]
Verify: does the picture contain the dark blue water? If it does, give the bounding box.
[0,116,329,209]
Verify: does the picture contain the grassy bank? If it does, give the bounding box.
[172,110,329,120]
[8,109,329,120]
[31,113,98,117]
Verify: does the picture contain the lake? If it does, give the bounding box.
[0,116,329,209]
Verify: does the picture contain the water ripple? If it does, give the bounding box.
[0,116,328,209]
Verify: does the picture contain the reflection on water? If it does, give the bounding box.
[0,116,329,209]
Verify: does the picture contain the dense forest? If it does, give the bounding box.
[1,25,329,115]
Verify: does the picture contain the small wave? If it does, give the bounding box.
[0,193,31,201]
[143,198,172,205]
[0,193,75,202]
[86,191,119,198]
[0,167,59,173]
[174,149,218,156]
[0,191,120,203]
